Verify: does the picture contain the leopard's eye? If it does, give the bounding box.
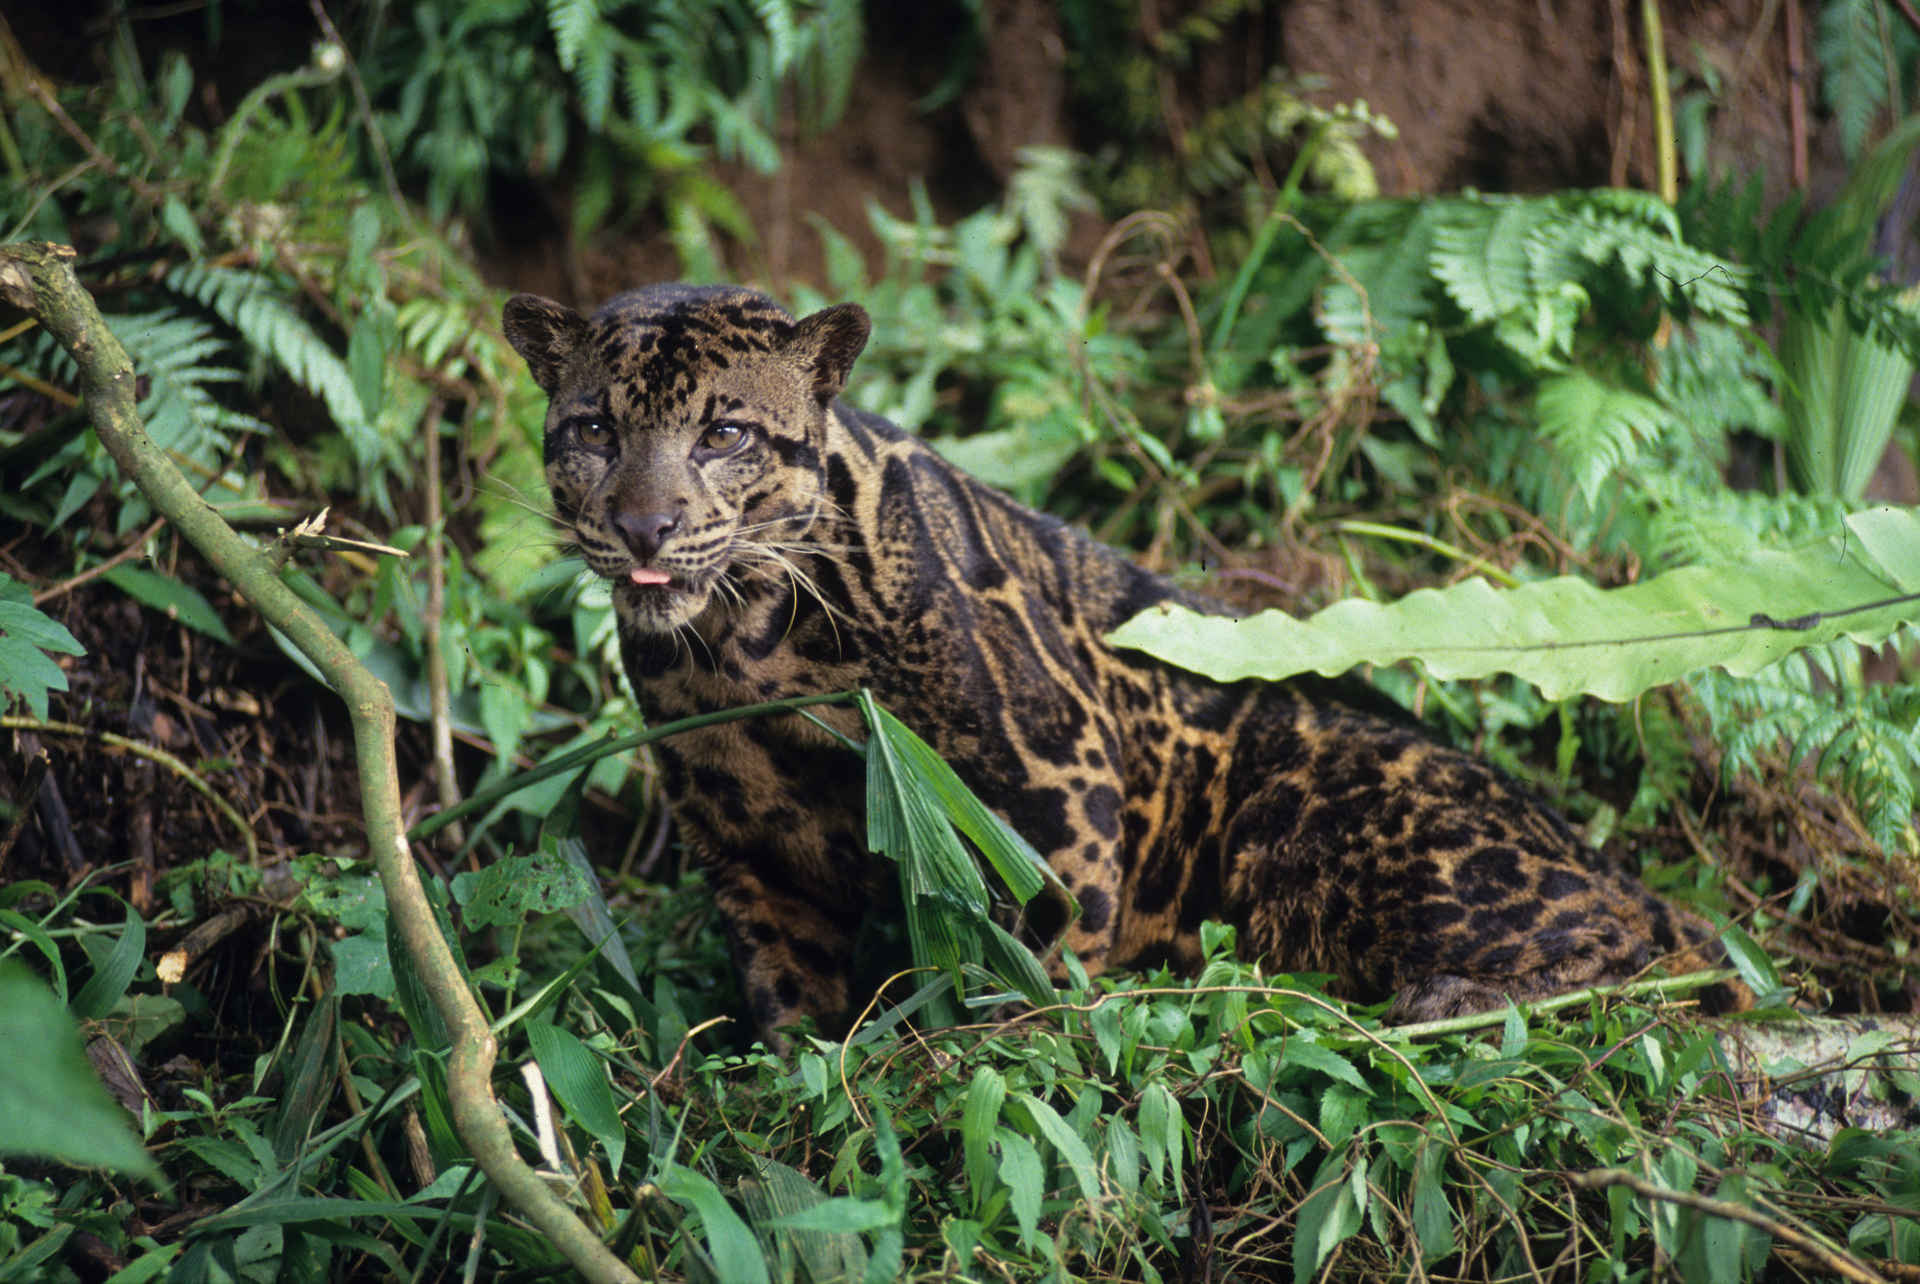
[699,421,750,454]
[572,419,615,452]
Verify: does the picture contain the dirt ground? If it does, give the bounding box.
[499,0,1834,302]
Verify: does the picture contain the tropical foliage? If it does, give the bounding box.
[0,2,1916,1281]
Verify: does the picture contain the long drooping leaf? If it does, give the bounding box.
[1108,507,1920,702]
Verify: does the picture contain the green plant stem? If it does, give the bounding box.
[408,691,858,842]
[0,242,638,1284]
[1642,0,1677,204]
[1209,203,1294,358]
[206,59,344,198]
[0,715,260,866]
[1387,966,1738,1039]
[1333,519,1524,589]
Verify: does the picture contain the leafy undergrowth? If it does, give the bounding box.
[8,859,1920,1282]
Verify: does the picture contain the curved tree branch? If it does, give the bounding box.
[0,241,638,1284]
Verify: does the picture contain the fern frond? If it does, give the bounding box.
[1653,320,1785,469]
[574,38,618,132]
[749,0,798,76]
[1430,200,1548,323]
[164,264,376,460]
[1641,485,1849,570]
[1570,211,1752,323]
[1694,659,1920,854]
[1534,370,1675,503]
[1816,0,1892,161]
[1570,186,1683,239]
[546,0,599,73]
[799,0,863,128]
[1315,201,1440,349]
[104,311,263,459]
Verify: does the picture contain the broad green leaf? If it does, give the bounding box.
[1012,1092,1101,1204]
[327,931,392,999]
[1109,509,1920,702]
[0,907,68,1004]
[1712,919,1789,1007]
[979,919,1057,1009]
[739,1158,869,1282]
[450,851,593,929]
[270,994,338,1164]
[961,1067,1006,1203]
[657,1162,771,1284]
[0,575,84,720]
[1293,1149,1363,1284]
[71,900,146,1021]
[0,962,157,1178]
[186,1195,445,1233]
[995,1128,1044,1248]
[1410,1145,1455,1260]
[1138,1081,1183,1197]
[1278,1038,1370,1093]
[764,1197,895,1233]
[861,693,1053,905]
[526,1020,625,1178]
[102,566,234,644]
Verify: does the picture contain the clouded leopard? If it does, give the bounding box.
[503,283,1728,1041]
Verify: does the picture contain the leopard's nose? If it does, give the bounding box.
[612,508,678,561]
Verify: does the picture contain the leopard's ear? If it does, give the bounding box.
[788,303,871,405]
[503,294,589,393]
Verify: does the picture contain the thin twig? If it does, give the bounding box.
[419,396,464,849]
[305,0,405,211]
[33,516,169,605]
[2,714,260,866]
[1785,0,1809,188]
[1567,1168,1886,1284]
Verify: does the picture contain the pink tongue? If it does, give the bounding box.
[628,567,672,586]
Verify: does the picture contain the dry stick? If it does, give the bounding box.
[0,242,639,1284]
[420,396,465,849]
[1785,0,1809,189]
[33,515,168,605]
[1566,1168,1886,1284]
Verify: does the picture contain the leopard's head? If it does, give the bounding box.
[504,284,870,634]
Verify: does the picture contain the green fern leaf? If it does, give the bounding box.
[164,265,376,466]
[1572,213,1751,323]
[1571,186,1682,239]
[104,310,262,464]
[1816,0,1891,161]
[804,0,863,127]
[750,0,798,77]
[1535,370,1672,503]
[546,0,599,74]
[574,38,617,132]
[1317,201,1441,350]
[1430,200,1547,323]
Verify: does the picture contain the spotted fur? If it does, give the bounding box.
[504,284,1729,1039]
